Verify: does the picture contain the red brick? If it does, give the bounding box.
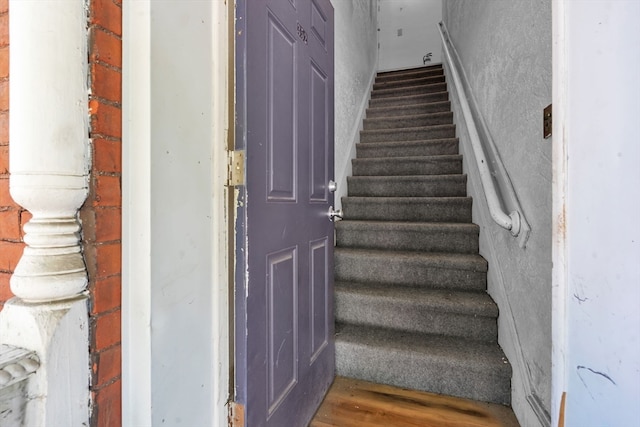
[92,174,121,207]
[0,13,7,48]
[0,209,20,240]
[93,379,122,427]
[90,0,122,37]
[0,46,8,79]
[92,275,121,315]
[0,112,8,144]
[92,344,121,387]
[93,139,121,174]
[95,243,121,279]
[0,177,17,207]
[0,271,13,302]
[94,208,121,243]
[90,100,122,139]
[0,80,7,111]
[90,28,122,69]
[93,309,121,351]
[0,144,7,173]
[0,241,23,272]
[91,63,121,104]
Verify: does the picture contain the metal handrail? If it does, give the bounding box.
[438,22,522,237]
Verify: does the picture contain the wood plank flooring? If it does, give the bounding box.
[309,377,520,427]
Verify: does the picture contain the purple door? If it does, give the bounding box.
[235,0,335,426]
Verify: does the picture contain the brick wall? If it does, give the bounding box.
[0,0,24,310]
[82,0,123,425]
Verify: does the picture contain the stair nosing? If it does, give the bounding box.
[369,91,449,103]
[372,83,447,96]
[335,281,497,317]
[335,247,487,272]
[335,323,510,368]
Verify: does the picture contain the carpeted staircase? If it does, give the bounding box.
[334,64,512,405]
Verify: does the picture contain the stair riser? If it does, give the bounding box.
[336,227,479,254]
[347,177,467,197]
[371,82,447,99]
[356,140,459,158]
[352,158,462,177]
[342,198,472,222]
[366,101,451,118]
[360,125,456,143]
[335,293,496,341]
[335,341,511,405]
[373,75,445,90]
[376,66,443,83]
[334,253,486,290]
[369,92,448,108]
[363,112,453,130]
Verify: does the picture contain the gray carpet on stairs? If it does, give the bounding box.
[334,64,512,406]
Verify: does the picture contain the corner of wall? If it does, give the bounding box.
[334,67,376,211]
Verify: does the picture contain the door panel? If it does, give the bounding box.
[267,14,297,201]
[235,1,335,426]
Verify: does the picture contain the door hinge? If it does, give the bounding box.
[227,150,245,186]
[228,401,245,427]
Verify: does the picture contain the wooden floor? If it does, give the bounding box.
[309,377,520,427]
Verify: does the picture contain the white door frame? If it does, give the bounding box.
[121,2,231,426]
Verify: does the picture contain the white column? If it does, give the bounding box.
[0,0,90,425]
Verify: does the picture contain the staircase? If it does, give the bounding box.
[334,64,512,405]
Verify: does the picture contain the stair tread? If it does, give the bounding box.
[369,91,448,105]
[367,95,451,109]
[357,137,458,145]
[335,281,497,317]
[367,99,449,113]
[336,220,478,232]
[343,195,471,202]
[361,124,454,134]
[364,111,452,122]
[372,82,447,97]
[353,154,461,162]
[335,247,487,272]
[374,75,445,89]
[348,174,465,181]
[336,323,510,371]
[369,93,449,108]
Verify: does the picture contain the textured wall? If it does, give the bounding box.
[443,1,552,426]
[331,0,378,208]
[378,0,442,71]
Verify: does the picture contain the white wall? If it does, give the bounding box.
[331,0,379,209]
[378,0,442,71]
[553,1,640,425]
[123,1,229,425]
[443,2,552,426]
